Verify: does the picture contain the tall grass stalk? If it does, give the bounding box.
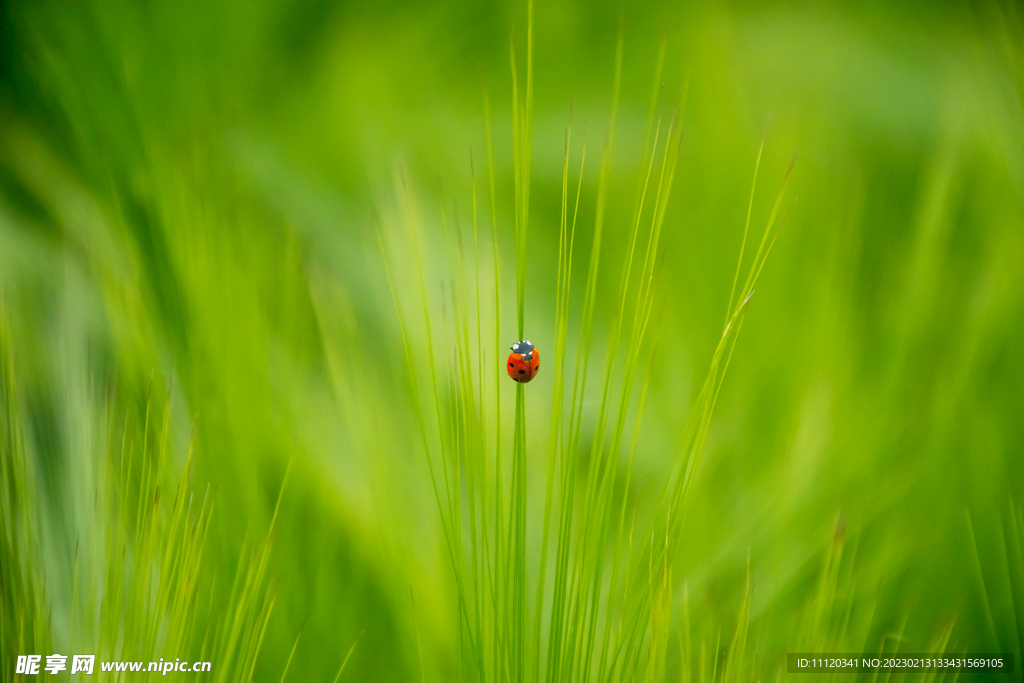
[0,309,51,670]
[0,321,285,682]
[377,10,795,682]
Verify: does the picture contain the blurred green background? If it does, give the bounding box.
[1,0,1022,680]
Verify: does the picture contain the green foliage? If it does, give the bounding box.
[1,1,1023,682]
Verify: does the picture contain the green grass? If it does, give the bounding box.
[2,1,1024,681]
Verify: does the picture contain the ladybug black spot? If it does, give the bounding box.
[509,362,514,366]
[518,369,525,375]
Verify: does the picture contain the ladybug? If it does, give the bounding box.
[507,340,540,383]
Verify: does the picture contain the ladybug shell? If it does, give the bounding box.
[507,347,540,383]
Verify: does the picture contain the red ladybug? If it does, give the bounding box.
[507,340,539,383]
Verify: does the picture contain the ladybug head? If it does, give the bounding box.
[509,337,536,360]
[510,339,534,354]
[510,339,535,361]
